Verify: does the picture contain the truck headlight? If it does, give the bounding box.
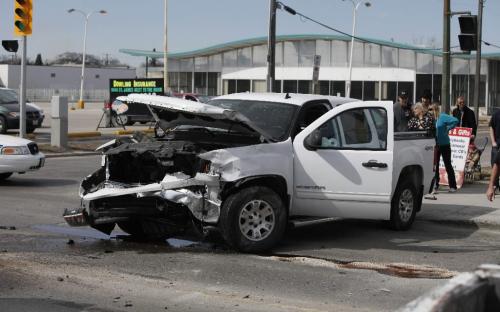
[1,146,30,155]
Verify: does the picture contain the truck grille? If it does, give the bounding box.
[27,142,39,155]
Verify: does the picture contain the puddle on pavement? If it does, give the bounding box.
[264,254,457,279]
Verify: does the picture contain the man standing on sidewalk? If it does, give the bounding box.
[489,108,500,192]
[487,156,500,201]
[452,96,477,137]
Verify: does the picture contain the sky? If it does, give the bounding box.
[1,0,499,67]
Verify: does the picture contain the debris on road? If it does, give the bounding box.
[0,226,16,230]
[67,239,75,245]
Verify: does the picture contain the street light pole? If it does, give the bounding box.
[164,0,169,94]
[473,0,484,125]
[344,0,371,98]
[267,0,277,92]
[68,9,107,109]
[441,0,451,113]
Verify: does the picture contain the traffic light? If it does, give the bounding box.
[14,0,32,36]
[458,15,477,51]
[2,40,19,53]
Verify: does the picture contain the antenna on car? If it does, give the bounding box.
[285,93,291,99]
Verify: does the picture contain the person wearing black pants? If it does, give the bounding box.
[489,108,500,191]
[434,144,457,190]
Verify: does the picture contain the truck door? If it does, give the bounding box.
[292,101,394,219]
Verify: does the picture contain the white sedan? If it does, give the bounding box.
[0,134,45,181]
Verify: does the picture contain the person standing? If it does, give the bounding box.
[487,151,500,201]
[433,105,459,193]
[452,95,477,137]
[408,102,434,131]
[394,91,411,132]
[489,108,500,192]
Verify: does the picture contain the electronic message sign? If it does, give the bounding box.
[109,78,164,102]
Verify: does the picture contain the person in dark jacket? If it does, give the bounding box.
[393,91,412,132]
[452,96,477,137]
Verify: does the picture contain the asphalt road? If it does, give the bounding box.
[1,156,500,311]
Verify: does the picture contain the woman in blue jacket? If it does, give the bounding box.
[432,104,459,192]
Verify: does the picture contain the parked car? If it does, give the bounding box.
[64,93,434,252]
[0,134,45,181]
[0,88,45,134]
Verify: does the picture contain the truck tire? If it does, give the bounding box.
[0,173,13,181]
[219,186,287,253]
[389,180,418,230]
[0,116,7,134]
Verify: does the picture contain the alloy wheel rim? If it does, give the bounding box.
[398,189,414,223]
[239,200,275,242]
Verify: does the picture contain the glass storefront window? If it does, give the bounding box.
[283,80,297,93]
[351,81,363,99]
[316,40,331,67]
[318,81,329,95]
[168,59,180,71]
[364,43,380,67]
[331,81,345,96]
[223,50,237,67]
[332,40,348,67]
[274,80,282,93]
[433,75,442,102]
[452,58,469,75]
[433,56,442,74]
[236,80,251,92]
[252,80,267,92]
[298,80,312,94]
[237,47,252,67]
[416,74,433,102]
[382,46,397,67]
[178,72,193,93]
[253,45,267,67]
[363,81,377,100]
[284,42,299,67]
[207,73,218,95]
[298,40,316,67]
[381,81,397,101]
[398,81,414,102]
[194,72,207,94]
[224,80,236,94]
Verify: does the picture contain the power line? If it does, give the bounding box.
[483,40,500,49]
[277,1,457,52]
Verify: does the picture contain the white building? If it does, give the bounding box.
[121,34,500,112]
[0,64,136,101]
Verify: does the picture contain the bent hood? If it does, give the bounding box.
[116,94,273,141]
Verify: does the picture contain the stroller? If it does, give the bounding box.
[464,137,488,183]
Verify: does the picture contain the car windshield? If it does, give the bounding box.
[207,99,298,140]
[0,89,19,104]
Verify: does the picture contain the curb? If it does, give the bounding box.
[45,152,101,158]
[68,131,102,139]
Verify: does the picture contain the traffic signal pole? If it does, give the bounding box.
[19,35,27,138]
[473,0,483,125]
[441,0,451,114]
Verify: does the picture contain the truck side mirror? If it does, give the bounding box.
[304,129,322,151]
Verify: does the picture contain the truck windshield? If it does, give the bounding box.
[208,99,298,141]
[0,89,19,104]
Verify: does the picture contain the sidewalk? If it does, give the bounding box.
[419,182,500,229]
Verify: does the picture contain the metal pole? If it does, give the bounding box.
[19,35,27,138]
[473,0,483,125]
[145,56,149,78]
[163,0,169,94]
[347,3,358,98]
[78,16,89,109]
[441,0,451,113]
[266,0,276,92]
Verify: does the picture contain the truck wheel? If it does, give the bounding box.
[111,114,129,127]
[0,116,7,134]
[390,181,418,230]
[0,173,13,181]
[220,186,287,253]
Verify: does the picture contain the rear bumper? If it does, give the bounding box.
[0,153,45,174]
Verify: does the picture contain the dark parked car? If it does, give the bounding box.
[0,88,44,134]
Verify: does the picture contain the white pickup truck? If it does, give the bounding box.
[64,93,434,252]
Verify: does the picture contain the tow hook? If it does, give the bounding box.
[63,208,90,226]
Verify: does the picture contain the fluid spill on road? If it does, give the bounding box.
[263,254,457,279]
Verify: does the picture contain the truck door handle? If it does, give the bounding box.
[362,160,388,168]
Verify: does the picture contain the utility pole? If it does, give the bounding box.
[473,0,483,125]
[163,0,169,94]
[266,0,277,92]
[441,0,451,113]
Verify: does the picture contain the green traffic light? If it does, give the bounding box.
[15,8,26,18]
[14,20,26,31]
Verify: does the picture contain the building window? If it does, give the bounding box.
[252,80,267,93]
[284,42,299,67]
[399,49,415,69]
[332,40,348,67]
[298,80,312,94]
[416,74,433,102]
[382,47,397,67]
[195,56,208,71]
[318,81,330,95]
[236,80,251,92]
[209,54,222,72]
[381,81,397,101]
[363,81,377,100]
[331,81,346,97]
[237,47,252,67]
[364,43,380,67]
[316,40,331,67]
[274,80,282,93]
[283,80,297,93]
[207,73,218,96]
[351,81,363,99]
[223,50,237,67]
[398,81,414,102]
[194,72,207,94]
